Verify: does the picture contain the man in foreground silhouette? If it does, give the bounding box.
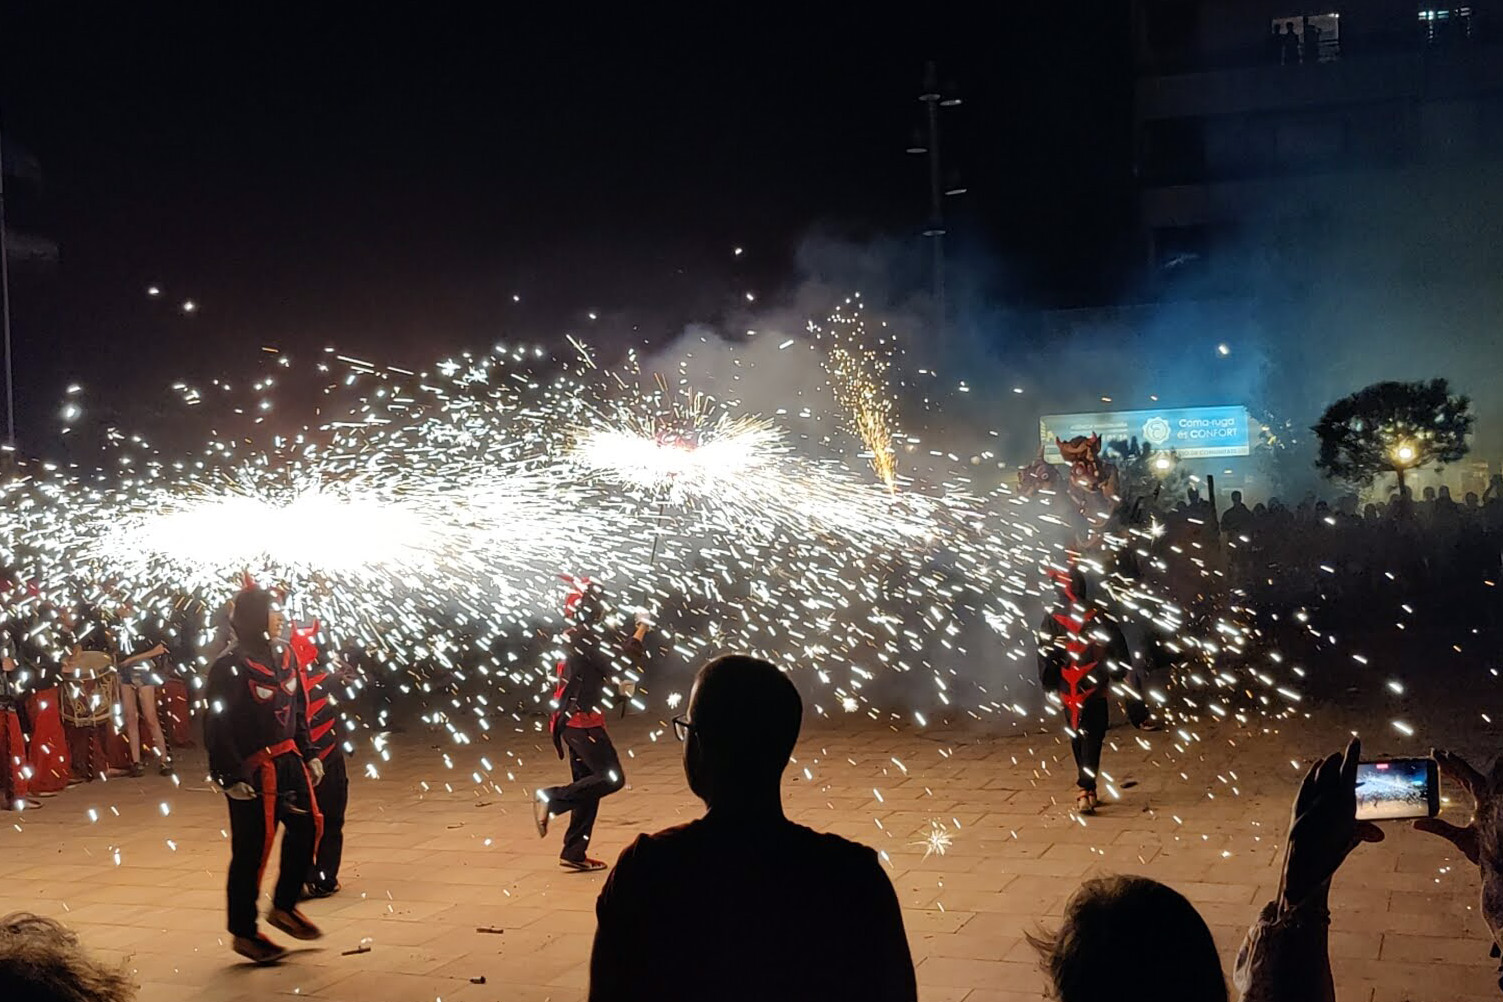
[588,654,917,1002]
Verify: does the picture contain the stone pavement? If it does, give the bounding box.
[1,709,1497,1002]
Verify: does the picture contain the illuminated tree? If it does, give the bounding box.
[1312,379,1472,499]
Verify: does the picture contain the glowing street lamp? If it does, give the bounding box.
[1388,438,1420,514]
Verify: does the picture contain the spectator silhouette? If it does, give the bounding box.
[1221,490,1253,535]
[1028,876,1227,1002]
[588,655,917,1002]
[1280,21,1300,65]
[0,912,136,1002]
[1303,19,1322,62]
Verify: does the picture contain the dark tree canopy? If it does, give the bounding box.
[1312,379,1473,487]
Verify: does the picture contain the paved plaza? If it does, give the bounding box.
[1,708,1498,1002]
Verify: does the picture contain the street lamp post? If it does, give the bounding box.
[0,124,15,452]
[1390,439,1418,514]
[909,63,963,342]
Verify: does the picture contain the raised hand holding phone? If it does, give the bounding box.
[1279,737,1385,912]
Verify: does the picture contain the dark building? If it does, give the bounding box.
[1132,1,1503,281]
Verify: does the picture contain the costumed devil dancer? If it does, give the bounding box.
[1021,435,1160,732]
[204,577,325,964]
[1037,563,1134,816]
[532,577,646,873]
[288,619,352,899]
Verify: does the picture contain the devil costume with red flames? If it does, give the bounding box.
[533,576,643,872]
[203,576,325,962]
[1036,564,1131,815]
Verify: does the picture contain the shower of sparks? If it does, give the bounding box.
[812,297,899,490]
[913,819,955,859]
[0,311,1326,774]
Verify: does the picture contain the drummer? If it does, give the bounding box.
[56,604,118,784]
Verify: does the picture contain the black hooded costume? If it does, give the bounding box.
[203,585,323,939]
[538,579,639,866]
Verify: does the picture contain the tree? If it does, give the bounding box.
[1312,379,1472,498]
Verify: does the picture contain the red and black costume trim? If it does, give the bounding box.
[203,584,323,938]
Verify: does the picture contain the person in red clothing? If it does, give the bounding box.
[532,578,643,872]
[1036,563,1133,816]
[288,619,352,899]
[204,582,325,964]
[0,652,33,811]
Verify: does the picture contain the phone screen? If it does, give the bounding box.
[1354,758,1437,820]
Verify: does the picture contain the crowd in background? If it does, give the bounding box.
[1151,474,1503,632]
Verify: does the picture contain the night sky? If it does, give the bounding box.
[1,7,1132,444]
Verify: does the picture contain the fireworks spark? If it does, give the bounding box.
[913,819,955,859]
[812,298,900,490]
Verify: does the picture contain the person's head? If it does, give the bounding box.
[1253,502,1266,515]
[1465,491,1479,507]
[230,585,277,654]
[681,655,802,808]
[1363,503,1378,519]
[1230,490,1242,505]
[1048,565,1090,605]
[0,912,135,1002]
[1028,876,1226,1002]
[1423,486,1436,501]
[1438,485,1452,500]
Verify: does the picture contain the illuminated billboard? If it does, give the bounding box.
[1040,406,1251,461]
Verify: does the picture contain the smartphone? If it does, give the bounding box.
[1354,757,1439,821]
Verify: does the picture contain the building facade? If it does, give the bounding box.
[1133,1,1503,277]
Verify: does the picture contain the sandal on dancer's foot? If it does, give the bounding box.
[233,933,289,965]
[267,907,323,941]
[559,857,607,873]
[1076,789,1097,815]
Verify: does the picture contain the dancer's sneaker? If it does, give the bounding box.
[1133,718,1163,732]
[1076,789,1097,815]
[303,881,340,899]
[233,933,289,964]
[532,791,550,838]
[267,906,323,941]
[559,857,607,873]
